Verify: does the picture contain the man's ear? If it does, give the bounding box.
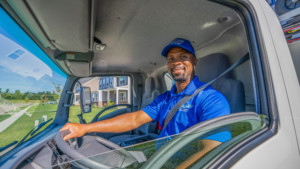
[193,57,198,66]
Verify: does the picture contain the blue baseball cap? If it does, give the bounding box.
[161,38,195,57]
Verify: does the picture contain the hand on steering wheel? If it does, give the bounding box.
[55,130,138,168]
[59,123,87,141]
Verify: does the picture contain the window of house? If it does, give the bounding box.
[120,76,127,85]
[119,77,123,85]
[93,93,97,102]
[119,92,127,101]
[110,77,113,87]
[75,95,80,103]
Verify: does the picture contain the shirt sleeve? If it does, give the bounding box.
[197,89,232,143]
[142,94,162,121]
[198,89,231,121]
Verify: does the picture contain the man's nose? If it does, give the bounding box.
[173,60,184,66]
[173,57,183,64]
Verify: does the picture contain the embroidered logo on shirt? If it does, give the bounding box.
[179,103,193,112]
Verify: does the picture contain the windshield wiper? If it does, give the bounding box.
[17,118,53,146]
[0,141,18,153]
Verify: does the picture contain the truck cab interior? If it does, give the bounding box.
[0,0,279,168]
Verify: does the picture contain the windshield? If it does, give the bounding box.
[0,7,67,152]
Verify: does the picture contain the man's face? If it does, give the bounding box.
[167,47,197,82]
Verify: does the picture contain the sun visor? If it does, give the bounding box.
[55,52,93,77]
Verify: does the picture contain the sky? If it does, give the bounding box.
[0,8,67,93]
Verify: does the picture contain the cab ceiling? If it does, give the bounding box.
[7,0,241,74]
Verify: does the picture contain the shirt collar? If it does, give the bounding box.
[170,76,203,96]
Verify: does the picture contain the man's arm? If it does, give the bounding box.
[176,140,221,169]
[59,110,153,141]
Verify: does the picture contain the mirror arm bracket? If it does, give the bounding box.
[63,90,74,107]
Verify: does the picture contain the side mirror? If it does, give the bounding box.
[80,87,92,113]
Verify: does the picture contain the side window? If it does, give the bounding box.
[119,113,265,169]
[154,115,265,169]
[69,76,131,123]
[164,73,174,90]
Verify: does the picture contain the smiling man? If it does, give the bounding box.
[60,38,231,167]
[142,38,231,141]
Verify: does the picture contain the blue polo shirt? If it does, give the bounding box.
[142,76,231,144]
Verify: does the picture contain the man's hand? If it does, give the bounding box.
[58,110,153,141]
[59,123,87,141]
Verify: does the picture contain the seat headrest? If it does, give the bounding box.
[144,77,155,96]
[196,53,231,83]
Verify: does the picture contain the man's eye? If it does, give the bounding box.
[181,55,188,59]
[168,58,174,62]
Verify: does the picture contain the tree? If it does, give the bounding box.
[24,97,29,103]
[52,91,59,102]
[52,82,62,93]
[40,94,49,103]
[14,90,22,100]
[107,99,114,107]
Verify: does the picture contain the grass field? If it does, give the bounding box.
[5,105,28,113]
[0,104,57,147]
[0,103,121,147]
[6,100,40,104]
[0,114,11,122]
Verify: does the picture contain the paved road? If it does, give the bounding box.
[0,103,30,114]
[0,105,33,133]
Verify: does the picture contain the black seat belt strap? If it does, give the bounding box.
[162,53,249,130]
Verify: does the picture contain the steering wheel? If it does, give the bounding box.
[55,130,138,168]
[91,104,132,123]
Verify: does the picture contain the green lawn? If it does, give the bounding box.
[5,100,40,104]
[27,103,58,113]
[0,108,56,147]
[0,103,122,147]
[0,114,11,122]
[3,100,25,104]
[5,105,28,113]
[0,103,59,147]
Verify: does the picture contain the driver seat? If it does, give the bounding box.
[196,53,245,113]
[109,77,160,146]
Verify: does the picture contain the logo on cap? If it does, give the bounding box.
[161,38,196,57]
[172,39,185,45]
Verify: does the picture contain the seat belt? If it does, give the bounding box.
[162,53,249,130]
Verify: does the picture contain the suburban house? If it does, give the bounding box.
[74,76,131,107]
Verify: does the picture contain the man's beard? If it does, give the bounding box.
[171,70,187,82]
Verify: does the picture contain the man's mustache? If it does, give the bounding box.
[171,65,185,71]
